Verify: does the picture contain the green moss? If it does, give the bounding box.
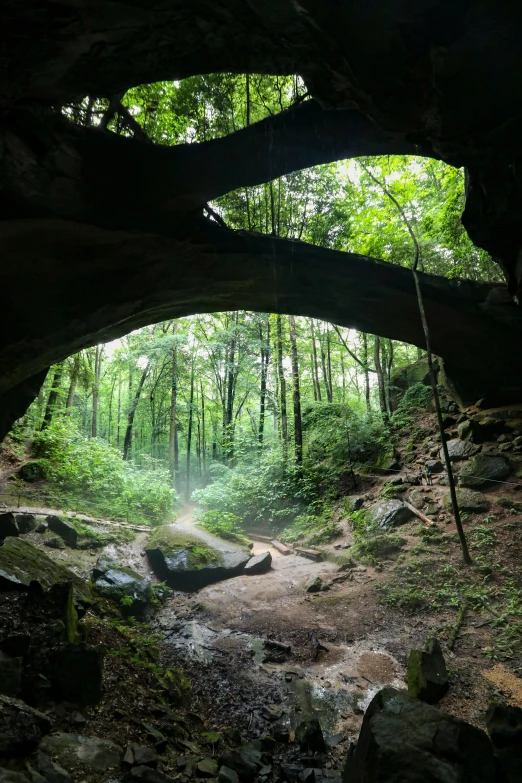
[0,537,91,606]
[67,517,136,548]
[352,534,406,564]
[147,527,222,568]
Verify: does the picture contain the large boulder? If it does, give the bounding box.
[46,516,77,549]
[40,734,123,772]
[15,514,37,534]
[486,702,522,783]
[343,687,499,782]
[0,538,90,608]
[440,438,475,461]
[367,500,414,529]
[458,417,505,444]
[244,551,272,575]
[459,455,510,489]
[0,695,52,756]
[47,643,103,705]
[0,513,19,540]
[443,489,490,513]
[93,561,153,619]
[373,448,401,474]
[407,638,449,704]
[146,527,250,591]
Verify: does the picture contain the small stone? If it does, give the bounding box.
[70,711,86,725]
[176,756,186,769]
[35,751,72,783]
[305,576,323,593]
[218,767,239,783]
[35,523,47,533]
[45,536,66,549]
[262,704,283,721]
[132,745,158,768]
[279,764,302,782]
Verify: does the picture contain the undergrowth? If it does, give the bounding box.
[197,510,249,545]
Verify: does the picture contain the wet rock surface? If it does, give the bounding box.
[244,551,272,575]
[0,512,19,540]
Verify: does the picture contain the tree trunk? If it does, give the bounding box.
[116,380,122,448]
[326,325,333,402]
[91,345,103,438]
[310,320,322,402]
[289,315,303,466]
[201,381,206,476]
[362,332,371,412]
[65,354,80,415]
[107,374,116,443]
[41,362,64,429]
[224,312,238,463]
[320,325,332,402]
[276,314,288,460]
[258,316,270,445]
[122,363,149,460]
[374,336,388,419]
[185,359,195,502]
[168,334,179,487]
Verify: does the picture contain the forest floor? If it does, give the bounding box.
[2,407,522,781]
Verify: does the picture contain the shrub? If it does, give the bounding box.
[198,510,249,545]
[32,418,175,525]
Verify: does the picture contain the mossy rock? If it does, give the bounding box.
[93,558,153,619]
[146,526,250,592]
[18,459,50,483]
[0,537,91,610]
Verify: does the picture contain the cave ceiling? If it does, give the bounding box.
[1,1,522,434]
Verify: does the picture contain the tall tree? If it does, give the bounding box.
[122,362,149,460]
[41,363,64,430]
[276,314,288,460]
[168,326,179,486]
[289,315,303,466]
[91,345,104,438]
[185,357,195,501]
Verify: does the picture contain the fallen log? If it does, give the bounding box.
[403,501,435,527]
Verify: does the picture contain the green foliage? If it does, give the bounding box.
[400,383,433,410]
[280,510,340,545]
[353,534,406,564]
[192,451,307,527]
[32,419,175,525]
[198,510,249,545]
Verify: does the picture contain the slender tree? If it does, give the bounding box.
[289,315,303,466]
